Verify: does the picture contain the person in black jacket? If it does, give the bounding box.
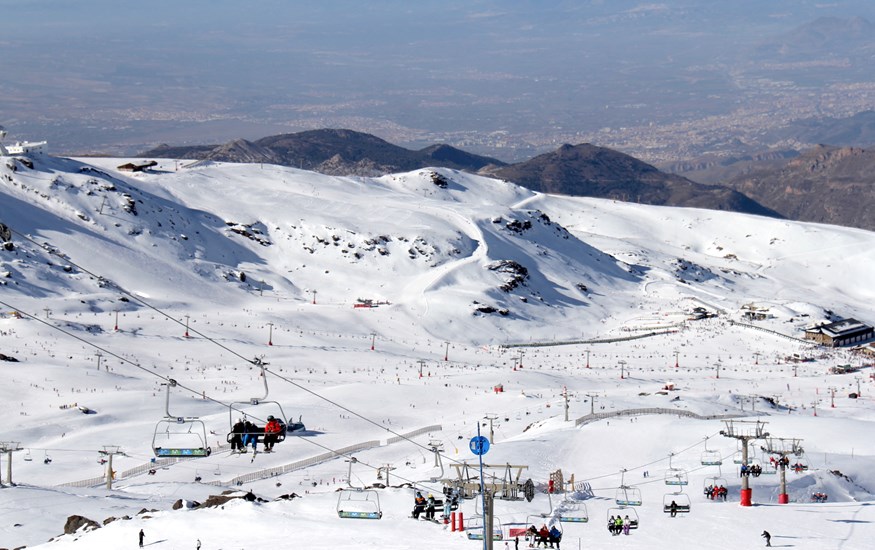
[761,530,771,547]
[230,419,245,452]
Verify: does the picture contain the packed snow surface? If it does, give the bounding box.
[0,155,874,549]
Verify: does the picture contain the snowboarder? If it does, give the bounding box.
[139,529,145,547]
[761,530,771,547]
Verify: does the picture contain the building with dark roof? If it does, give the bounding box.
[803,318,873,347]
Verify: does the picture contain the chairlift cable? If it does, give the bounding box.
[6,224,737,492]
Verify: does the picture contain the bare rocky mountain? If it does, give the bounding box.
[485,143,780,218]
[141,129,505,176]
[659,150,801,186]
[719,145,875,231]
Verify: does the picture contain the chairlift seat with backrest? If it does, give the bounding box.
[607,506,639,529]
[337,488,382,519]
[663,492,691,513]
[558,499,589,523]
[466,515,504,540]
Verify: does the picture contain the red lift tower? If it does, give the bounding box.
[720,419,769,506]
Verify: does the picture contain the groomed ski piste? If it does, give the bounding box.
[1,154,875,549]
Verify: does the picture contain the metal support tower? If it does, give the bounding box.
[99,445,124,490]
[0,441,22,486]
[720,420,769,506]
[764,437,804,504]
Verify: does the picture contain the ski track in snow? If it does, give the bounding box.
[1,156,874,549]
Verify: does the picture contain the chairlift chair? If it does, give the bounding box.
[615,485,642,506]
[615,470,642,506]
[466,515,504,540]
[664,454,688,486]
[337,487,382,519]
[663,492,691,514]
[152,381,211,458]
[607,506,639,530]
[152,416,211,457]
[227,360,288,446]
[759,452,777,475]
[23,449,32,462]
[701,437,722,466]
[791,455,810,473]
[701,450,722,466]
[558,500,589,523]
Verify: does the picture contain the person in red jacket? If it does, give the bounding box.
[264,416,283,452]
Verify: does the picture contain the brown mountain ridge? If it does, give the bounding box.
[140,130,780,219]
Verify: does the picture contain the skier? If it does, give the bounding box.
[425,493,436,520]
[247,420,263,452]
[670,500,678,518]
[442,495,452,523]
[139,529,145,548]
[412,491,426,519]
[549,524,562,549]
[196,539,201,550]
[623,515,631,535]
[230,418,245,452]
[264,416,283,452]
[761,530,771,547]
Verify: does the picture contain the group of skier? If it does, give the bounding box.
[704,484,728,501]
[525,524,561,548]
[607,514,633,536]
[229,416,284,453]
[411,490,460,522]
[740,463,763,477]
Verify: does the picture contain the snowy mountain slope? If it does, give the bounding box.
[5,155,871,344]
[2,155,875,550]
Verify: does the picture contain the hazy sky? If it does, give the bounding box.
[3,1,875,156]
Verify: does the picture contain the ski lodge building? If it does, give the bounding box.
[803,318,874,347]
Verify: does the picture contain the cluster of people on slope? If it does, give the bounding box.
[740,463,763,477]
[704,484,728,501]
[229,416,284,453]
[411,489,460,521]
[810,492,828,503]
[525,524,561,548]
[607,515,633,536]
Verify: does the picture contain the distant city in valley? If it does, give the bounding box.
[3,2,875,163]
